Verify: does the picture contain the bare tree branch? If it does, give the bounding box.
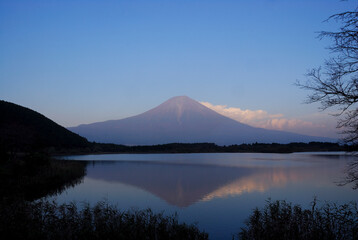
[296,6,358,189]
[296,7,358,145]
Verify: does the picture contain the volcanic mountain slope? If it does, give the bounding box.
[69,96,334,145]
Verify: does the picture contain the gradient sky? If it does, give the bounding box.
[1,0,357,138]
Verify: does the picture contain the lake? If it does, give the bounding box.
[55,152,358,239]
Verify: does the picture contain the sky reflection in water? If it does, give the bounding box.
[56,153,357,239]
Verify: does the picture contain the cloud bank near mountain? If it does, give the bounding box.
[200,101,338,138]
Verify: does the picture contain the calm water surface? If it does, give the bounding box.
[55,153,358,239]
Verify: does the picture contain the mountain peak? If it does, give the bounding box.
[160,96,199,107]
[166,95,193,102]
[147,95,210,116]
[69,96,333,145]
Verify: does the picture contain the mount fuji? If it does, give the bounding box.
[69,96,334,145]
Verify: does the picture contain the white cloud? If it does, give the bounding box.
[200,101,338,138]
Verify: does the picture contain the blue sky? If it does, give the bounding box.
[1,0,357,138]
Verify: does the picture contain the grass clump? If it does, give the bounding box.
[0,199,208,240]
[238,199,358,240]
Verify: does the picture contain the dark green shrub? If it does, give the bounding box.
[238,199,358,240]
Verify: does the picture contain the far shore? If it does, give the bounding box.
[50,141,349,156]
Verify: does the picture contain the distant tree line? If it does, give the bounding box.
[89,141,345,154]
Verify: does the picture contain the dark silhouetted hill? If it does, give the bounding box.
[0,100,89,152]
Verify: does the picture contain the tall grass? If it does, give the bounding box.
[0,199,208,240]
[238,199,358,240]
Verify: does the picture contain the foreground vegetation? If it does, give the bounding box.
[0,199,208,240]
[238,199,358,240]
[1,197,357,240]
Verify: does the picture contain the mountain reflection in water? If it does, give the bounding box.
[57,153,356,240]
[85,160,333,207]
